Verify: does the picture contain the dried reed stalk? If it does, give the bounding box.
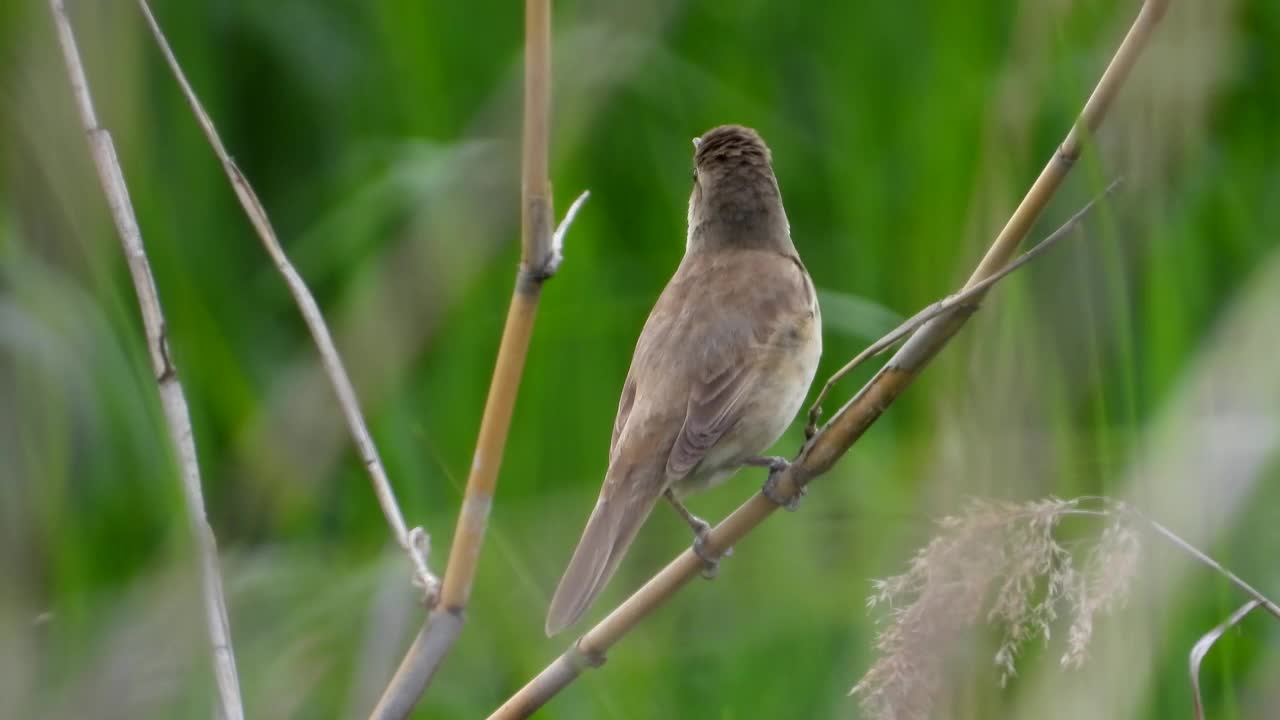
[47,1,244,717]
[133,0,439,602]
[369,1,589,717]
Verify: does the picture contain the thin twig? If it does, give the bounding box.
[1073,497,1280,620]
[368,2,588,718]
[1190,600,1260,720]
[804,177,1123,438]
[1126,507,1280,620]
[47,2,244,718]
[488,1,1170,716]
[1019,498,1280,717]
[133,0,439,602]
[1060,500,1280,620]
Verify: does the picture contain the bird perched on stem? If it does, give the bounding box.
[545,124,821,636]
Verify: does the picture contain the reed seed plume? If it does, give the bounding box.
[851,497,1142,720]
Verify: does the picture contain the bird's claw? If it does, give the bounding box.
[758,458,804,511]
[691,527,731,579]
[693,533,718,579]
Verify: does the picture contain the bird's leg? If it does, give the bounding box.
[747,455,804,511]
[664,489,726,579]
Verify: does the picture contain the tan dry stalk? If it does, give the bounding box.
[487,1,1171,717]
[368,1,575,718]
[46,1,245,718]
[133,0,439,602]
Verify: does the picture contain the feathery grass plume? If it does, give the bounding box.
[851,497,1140,720]
[1063,519,1142,669]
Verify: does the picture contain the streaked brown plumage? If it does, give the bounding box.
[545,125,821,636]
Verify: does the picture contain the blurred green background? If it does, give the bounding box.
[3,0,1279,718]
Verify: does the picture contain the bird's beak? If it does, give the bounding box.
[691,137,702,149]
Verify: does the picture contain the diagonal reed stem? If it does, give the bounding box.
[488,1,1171,717]
[133,0,439,602]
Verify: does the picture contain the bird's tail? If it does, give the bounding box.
[545,472,659,636]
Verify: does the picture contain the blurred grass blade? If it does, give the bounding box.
[1190,600,1260,720]
[815,288,902,341]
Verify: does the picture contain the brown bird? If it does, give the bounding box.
[545,124,822,636]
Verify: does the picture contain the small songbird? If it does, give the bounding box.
[545,125,822,636]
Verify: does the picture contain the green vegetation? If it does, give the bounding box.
[2,1,1278,717]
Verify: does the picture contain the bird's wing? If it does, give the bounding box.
[665,251,813,481]
[609,374,636,461]
[664,341,755,479]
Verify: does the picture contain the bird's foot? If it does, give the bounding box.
[690,521,734,580]
[750,456,804,511]
[692,530,720,579]
[746,455,790,474]
[665,489,731,578]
